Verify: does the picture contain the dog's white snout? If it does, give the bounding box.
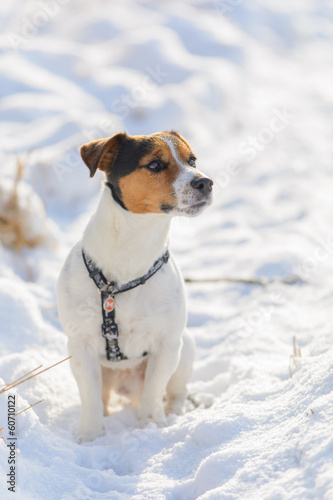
[173,167,213,213]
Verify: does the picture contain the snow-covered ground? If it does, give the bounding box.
[1,0,333,498]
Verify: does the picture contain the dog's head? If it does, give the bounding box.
[80,131,213,216]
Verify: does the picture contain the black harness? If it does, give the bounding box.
[82,249,170,361]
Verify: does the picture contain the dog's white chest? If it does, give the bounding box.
[97,262,187,366]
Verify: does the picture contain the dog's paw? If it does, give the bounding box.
[165,402,185,416]
[139,416,167,429]
[75,426,105,444]
[139,407,167,428]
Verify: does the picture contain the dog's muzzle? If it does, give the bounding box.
[191,176,214,197]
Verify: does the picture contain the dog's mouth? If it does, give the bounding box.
[178,199,211,216]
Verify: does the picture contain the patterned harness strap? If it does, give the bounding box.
[82,249,170,361]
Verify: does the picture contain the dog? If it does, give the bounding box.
[56,131,213,442]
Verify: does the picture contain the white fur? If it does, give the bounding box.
[162,136,210,213]
[57,187,196,442]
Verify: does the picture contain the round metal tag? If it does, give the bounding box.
[104,296,115,312]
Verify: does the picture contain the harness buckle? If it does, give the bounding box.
[101,281,116,294]
[108,281,117,293]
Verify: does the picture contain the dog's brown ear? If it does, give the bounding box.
[169,131,191,149]
[80,133,127,178]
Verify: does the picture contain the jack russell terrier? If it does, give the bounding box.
[56,131,213,442]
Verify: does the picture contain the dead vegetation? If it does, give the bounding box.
[0,356,71,395]
[0,159,43,251]
[289,336,302,378]
[0,357,71,419]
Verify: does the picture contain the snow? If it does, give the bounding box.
[1,0,333,498]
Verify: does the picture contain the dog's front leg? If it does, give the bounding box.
[139,343,181,426]
[68,339,104,443]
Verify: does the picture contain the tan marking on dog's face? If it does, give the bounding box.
[80,130,213,215]
[118,133,193,214]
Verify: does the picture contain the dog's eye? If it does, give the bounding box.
[146,161,163,172]
[189,156,196,167]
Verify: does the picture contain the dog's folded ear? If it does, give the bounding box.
[169,130,191,150]
[80,133,127,178]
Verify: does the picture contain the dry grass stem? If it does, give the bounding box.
[14,399,44,417]
[185,276,303,286]
[0,365,43,393]
[289,336,302,378]
[0,356,71,394]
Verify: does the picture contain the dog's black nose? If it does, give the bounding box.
[191,177,214,196]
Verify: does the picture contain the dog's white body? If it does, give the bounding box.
[56,131,212,442]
